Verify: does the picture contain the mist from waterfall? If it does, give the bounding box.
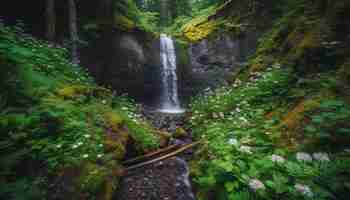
[159,33,184,113]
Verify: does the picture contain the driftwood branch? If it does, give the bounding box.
[124,142,201,172]
[122,144,181,166]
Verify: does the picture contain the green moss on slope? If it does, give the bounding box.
[187,1,350,200]
[0,23,160,199]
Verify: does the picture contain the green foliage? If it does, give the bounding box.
[0,23,160,198]
[0,178,46,200]
[115,0,160,32]
[304,99,350,140]
[188,61,350,199]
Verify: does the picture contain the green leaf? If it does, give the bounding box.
[215,159,233,172]
[305,125,317,133]
[197,175,217,187]
[266,180,275,188]
[311,116,324,124]
[225,181,238,192]
[338,128,350,134]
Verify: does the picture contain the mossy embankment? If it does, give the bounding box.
[0,23,164,199]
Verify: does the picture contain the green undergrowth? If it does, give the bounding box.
[188,65,350,200]
[187,1,350,200]
[0,23,159,199]
[83,0,160,34]
[166,4,219,40]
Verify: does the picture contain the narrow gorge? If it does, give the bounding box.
[1,1,350,200]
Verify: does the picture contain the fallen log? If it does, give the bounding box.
[124,141,201,172]
[122,144,181,166]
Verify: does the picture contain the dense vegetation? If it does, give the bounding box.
[1,0,350,199]
[185,0,350,199]
[0,22,161,199]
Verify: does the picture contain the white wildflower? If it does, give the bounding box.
[72,144,78,149]
[56,144,62,148]
[102,100,107,104]
[271,154,285,163]
[228,138,239,146]
[83,154,89,158]
[273,63,281,69]
[296,152,313,162]
[249,179,265,191]
[84,134,91,138]
[295,184,313,197]
[236,107,241,113]
[98,144,103,148]
[312,152,330,162]
[239,117,248,123]
[239,146,252,154]
[77,142,83,146]
[97,154,103,158]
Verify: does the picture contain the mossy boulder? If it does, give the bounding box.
[57,85,112,100]
[104,112,124,132]
[57,85,89,99]
[78,163,114,196]
[104,129,129,160]
[156,130,172,147]
[174,127,187,138]
[52,163,121,200]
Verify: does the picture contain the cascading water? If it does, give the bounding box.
[159,33,184,113]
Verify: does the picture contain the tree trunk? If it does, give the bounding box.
[68,0,79,64]
[160,0,171,27]
[99,0,115,83]
[45,0,56,41]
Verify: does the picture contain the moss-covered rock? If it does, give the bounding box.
[156,130,171,147]
[52,162,121,200]
[57,85,89,98]
[104,112,124,132]
[174,127,187,138]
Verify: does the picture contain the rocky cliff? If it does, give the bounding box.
[82,28,162,105]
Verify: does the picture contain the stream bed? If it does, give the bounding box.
[116,109,196,200]
[117,157,195,200]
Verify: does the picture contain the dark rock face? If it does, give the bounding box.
[179,31,260,99]
[81,29,161,105]
[82,29,260,106]
[190,34,239,72]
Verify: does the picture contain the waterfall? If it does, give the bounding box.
[159,34,184,113]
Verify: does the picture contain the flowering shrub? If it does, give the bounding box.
[188,65,350,200]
